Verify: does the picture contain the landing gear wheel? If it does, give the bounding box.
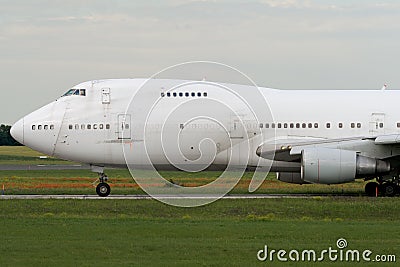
[382,183,397,197]
[96,183,111,197]
[365,182,379,197]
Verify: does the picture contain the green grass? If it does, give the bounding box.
[0,148,398,266]
[0,168,371,195]
[0,146,378,196]
[0,146,77,165]
[0,198,399,266]
[0,146,48,157]
[0,169,365,195]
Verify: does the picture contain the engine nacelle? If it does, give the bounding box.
[277,172,309,184]
[301,148,390,184]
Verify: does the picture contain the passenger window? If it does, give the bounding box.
[351,123,355,128]
[379,123,384,128]
[259,123,264,128]
[339,123,343,128]
[50,125,54,130]
[173,92,177,97]
[271,123,275,129]
[81,124,85,130]
[32,125,36,130]
[125,124,130,129]
[44,125,48,130]
[93,124,98,130]
[191,92,195,97]
[302,123,306,128]
[284,123,288,128]
[357,123,361,128]
[204,92,208,97]
[75,124,79,130]
[296,123,300,128]
[161,92,165,97]
[167,92,171,97]
[179,92,183,97]
[265,123,269,128]
[290,123,294,128]
[314,123,318,128]
[106,124,110,130]
[326,123,331,128]
[185,92,189,97]
[197,92,201,97]
[99,124,104,130]
[308,123,312,128]
[278,123,282,128]
[68,125,72,130]
[87,124,91,130]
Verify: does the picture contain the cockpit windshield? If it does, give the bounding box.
[62,89,86,97]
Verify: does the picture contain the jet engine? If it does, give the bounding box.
[300,148,390,184]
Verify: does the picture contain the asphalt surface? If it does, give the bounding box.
[0,194,355,200]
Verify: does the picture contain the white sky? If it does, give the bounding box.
[2,0,400,124]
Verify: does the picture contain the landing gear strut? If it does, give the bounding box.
[92,165,111,197]
[365,181,379,197]
[365,176,400,197]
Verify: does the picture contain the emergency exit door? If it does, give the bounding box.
[369,113,385,136]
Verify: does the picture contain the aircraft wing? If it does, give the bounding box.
[255,135,396,162]
[374,134,400,144]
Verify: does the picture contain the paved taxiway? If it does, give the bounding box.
[0,194,354,200]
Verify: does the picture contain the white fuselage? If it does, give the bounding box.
[11,79,400,173]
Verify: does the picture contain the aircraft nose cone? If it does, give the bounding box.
[11,118,24,144]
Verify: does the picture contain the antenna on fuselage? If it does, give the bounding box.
[381,83,388,90]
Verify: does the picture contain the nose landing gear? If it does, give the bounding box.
[96,174,111,197]
[91,165,111,197]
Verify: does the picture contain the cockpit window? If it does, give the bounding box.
[62,89,86,97]
[62,89,76,97]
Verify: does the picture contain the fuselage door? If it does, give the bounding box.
[118,114,131,139]
[230,119,245,139]
[369,113,385,136]
[102,88,111,104]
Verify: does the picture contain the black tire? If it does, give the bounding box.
[96,183,111,197]
[365,182,379,197]
[382,183,397,197]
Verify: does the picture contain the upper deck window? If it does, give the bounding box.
[62,89,86,97]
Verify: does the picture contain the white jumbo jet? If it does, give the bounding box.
[10,78,400,197]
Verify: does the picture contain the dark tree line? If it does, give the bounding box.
[0,124,21,146]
